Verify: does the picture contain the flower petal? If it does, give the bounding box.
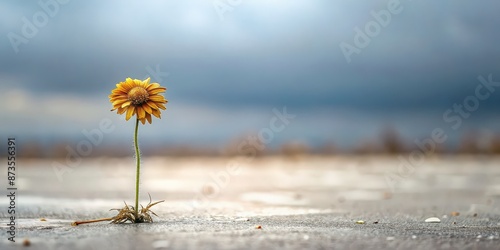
[112,99,128,106]
[133,79,142,86]
[156,102,166,110]
[125,78,135,89]
[148,85,166,91]
[143,77,150,86]
[116,84,128,92]
[146,83,161,91]
[152,108,161,118]
[146,101,158,109]
[142,103,152,114]
[145,113,152,124]
[117,107,126,114]
[148,88,166,95]
[125,106,136,120]
[121,101,132,108]
[149,95,166,102]
[109,93,125,99]
[137,106,146,119]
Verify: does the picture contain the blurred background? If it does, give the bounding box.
[1,0,500,157]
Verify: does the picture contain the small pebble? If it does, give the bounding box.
[450,211,460,216]
[425,217,441,223]
[411,235,417,239]
[23,239,31,246]
[442,215,448,219]
[477,235,482,239]
[487,235,496,240]
[255,225,262,229]
[40,218,47,222]
[355,220,365,224]
[373,221,379,224]
[386,236,395,241]
[303,235,310,240]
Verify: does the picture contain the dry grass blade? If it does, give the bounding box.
[110,194,164,224]
[72,194,164,225]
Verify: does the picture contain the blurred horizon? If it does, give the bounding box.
[1,0,500,156]
[2,126,500,158]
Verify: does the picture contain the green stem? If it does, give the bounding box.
[133,118,140,220]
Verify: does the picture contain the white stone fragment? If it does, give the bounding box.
[234,218,250,222]
[424,217,441,223]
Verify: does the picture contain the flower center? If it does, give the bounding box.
[128,87,149,105]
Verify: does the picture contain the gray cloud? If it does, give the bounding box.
[1,0,500,147]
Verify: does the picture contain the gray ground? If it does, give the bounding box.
[1,156,499,249]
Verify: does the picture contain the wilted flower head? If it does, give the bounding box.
[109,78,167,124]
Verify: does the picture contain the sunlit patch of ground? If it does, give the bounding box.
[5,155,500,215]
[1,156,499,249]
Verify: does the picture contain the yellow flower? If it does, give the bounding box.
[109,78,167,124]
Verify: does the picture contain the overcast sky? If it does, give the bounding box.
[1,0,500,149]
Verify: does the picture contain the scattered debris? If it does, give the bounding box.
[473,213,478,217]
[72,218,111,226]
[294,193,302,200]
[383,192,392,200]
[373,221,379,224]
[23,239,31,246]
[40,218,47,221]
[355,220,365,224]
[255,225,262,229]
[201,185,215,196]
[424,217,441,223]
[450,211,460,216]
